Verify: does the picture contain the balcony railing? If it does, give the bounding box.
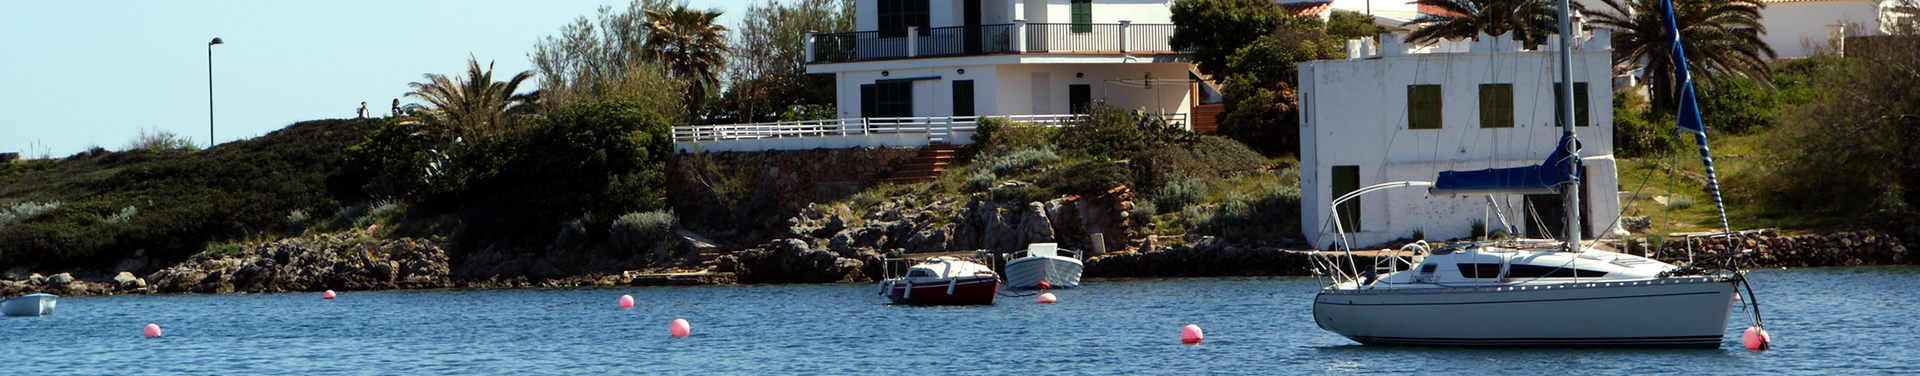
[808,22,1178,63]
[673,113,1189,152]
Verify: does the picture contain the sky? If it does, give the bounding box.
[1,0,762,158]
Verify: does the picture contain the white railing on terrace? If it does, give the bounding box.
[672,113,1188,152]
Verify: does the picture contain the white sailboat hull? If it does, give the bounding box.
[1314,278,1736,347]
[1004,255,1083,289]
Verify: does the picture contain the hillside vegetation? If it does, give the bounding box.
[1,118,382,271]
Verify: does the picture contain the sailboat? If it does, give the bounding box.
[1307,0,1767,348]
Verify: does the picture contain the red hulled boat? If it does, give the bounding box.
[878,257,1000,305]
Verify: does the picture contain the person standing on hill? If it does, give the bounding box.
[391,99,401,117]
[358,102,369,119]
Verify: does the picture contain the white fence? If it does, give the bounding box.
[671,113,1186,153]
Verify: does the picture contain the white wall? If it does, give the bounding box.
[1029,0,1173,23]
[1757,0,1882,58]
[1299,31,1621,248]
[833,61,1190,118]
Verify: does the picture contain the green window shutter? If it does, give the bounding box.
[1072,0,1091,33]
[1554,82,1590,127]
[1332,165,1361,232]
[1479,83,1513,128]
[953,80,975,117]
[1408,85,1441,129]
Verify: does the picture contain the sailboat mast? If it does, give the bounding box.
[1555,0,1582,251]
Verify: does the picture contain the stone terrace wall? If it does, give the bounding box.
[1630,229,1915,267]
[667,147,923,240]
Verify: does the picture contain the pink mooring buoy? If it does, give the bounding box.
[1037,292,1058,304]
[1181,324,1204,344]
[143,323,162,338]
[323,290,336,299]
[670,318,691,338]
[1743,326,1772,350]
[619,294,635,308]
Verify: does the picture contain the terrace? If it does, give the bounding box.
[806,21,1179,63]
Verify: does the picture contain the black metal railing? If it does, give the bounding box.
[811,22,1176,63]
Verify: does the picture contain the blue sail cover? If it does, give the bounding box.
[1430,133,1580,196]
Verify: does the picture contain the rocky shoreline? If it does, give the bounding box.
[2,214,1912,298]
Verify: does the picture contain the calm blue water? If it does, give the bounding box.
[3,267,1916,374]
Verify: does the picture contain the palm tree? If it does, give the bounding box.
[1402,0,1560,49]
[1587,0,1774,111]
[643,5,730,121]
[404,56,540,136]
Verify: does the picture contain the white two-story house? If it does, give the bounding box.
[671,0,1195,152]
[1298,30,1624,249]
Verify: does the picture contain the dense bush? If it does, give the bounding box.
[1,201,64,225]
[991,148,1061,175]
[1763,35,1920,220]
[1190,184,1301,240]
[964,170,998,193]
[441,99,673,244]
[966,117,1053,159]
[611,210,677,255]
[1051,103,1191,160]
[1131,135,1265,195]
[990,184,1056,205]
[1038,160,1132,196]
[1153,174,1207,215]
[1696,76,1779,135]
[1612,91,1679,158]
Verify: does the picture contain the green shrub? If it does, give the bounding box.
[331,202,371,229]
[1,200,64,225]
[990,184,1056,205]
[1697,76,1779,135]
[354,200,406,228]
[1051,103,1191,159]
[992,148,1061,175]
[1154,174,1206,214]
[1130,198,1158,231]
[966,117,1053,158]
[611,210,677,255]
[103,206,138,226]
[964,170,999,193]
[555,213,593,251]
[445,99,672,244]
[1038,159,1132,196]
[1131,135,1265,195]
[285,210,312,230]
[1667,194,1696,210]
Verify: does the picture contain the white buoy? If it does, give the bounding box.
[670,318,691,338]
[143,323,162,338]
[1037,292,1057,304]
[619,294,635,308]
[1181,324,1203,344]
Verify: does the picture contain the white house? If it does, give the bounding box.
[1298,30,1624,249]
[674,0,1196,153]
[1756,0,1888,58]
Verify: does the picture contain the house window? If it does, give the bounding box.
[953,80,975,117]
[1071,0,1092,33]
[861,81,914,118]
[1069,84,1092,114]
[1553,82,1590,127]
[1331,165,1361,232]
[1478,83,1514,128]
[878,0,930,38]
[1408,84,1442,129]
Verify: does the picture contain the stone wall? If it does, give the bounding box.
[1626,229,1915,267]
[667,147,923,241]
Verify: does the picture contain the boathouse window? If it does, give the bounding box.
[953,80,975,117]
[1458,264,1608,278]
[878,0,931,38]
[1331,165,1361,232]
[1408,84,1442,129]
[1553,82,1590,127]
[861,81,914,118]
[1069,84,1092,114]
[1071,0,1092,33]
[1479,83,1514,128]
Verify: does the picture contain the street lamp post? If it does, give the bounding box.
[208,37,223,149]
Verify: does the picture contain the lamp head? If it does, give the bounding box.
[209,37,224,45]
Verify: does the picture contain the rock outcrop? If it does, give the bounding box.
[144,232,453,294]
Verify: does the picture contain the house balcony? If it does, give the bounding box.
[806,21,1180,64]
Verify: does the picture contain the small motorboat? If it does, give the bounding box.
[1003,243,1083,289]
[879,256,1000,305]
[2,293,57,317]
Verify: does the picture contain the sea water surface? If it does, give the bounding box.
[3,267,1916,374]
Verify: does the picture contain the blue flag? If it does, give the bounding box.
[1665,0,1707,135]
